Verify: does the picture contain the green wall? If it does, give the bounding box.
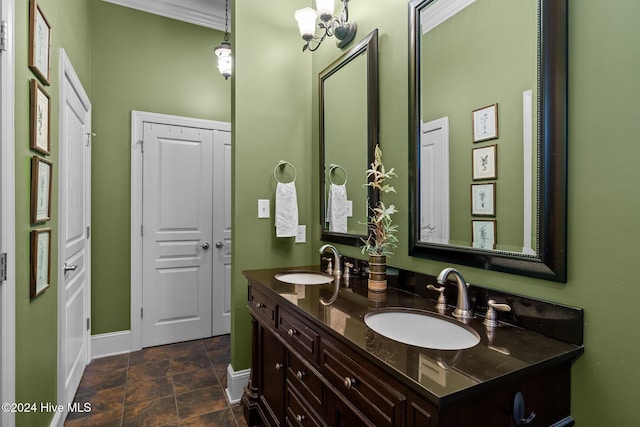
[235,0,640,426]
[89,0,231,334]
[14,1,92,425]
[231,0,314,370]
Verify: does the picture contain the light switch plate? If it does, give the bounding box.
[258,199,270,218]
[296,225,306,243]
[346,200,353,217]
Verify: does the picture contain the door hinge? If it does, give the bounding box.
[86,317,91,331]
[0,252,7,282]
[86,226,91,239]
[0,21,8,52]
[140,307,143,318]
[140,224,143,237]
[138,139,144,153]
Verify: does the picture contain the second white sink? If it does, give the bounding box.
[364,308,480,350]
[275,271,334,285]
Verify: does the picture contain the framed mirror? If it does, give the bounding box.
[320,29,379,246]
[408,0,567,282]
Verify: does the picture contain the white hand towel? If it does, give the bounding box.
[327,183,348,233]
[275,182,299,237]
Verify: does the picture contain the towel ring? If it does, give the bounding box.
[328,164,348,185]
[274,160,297,183]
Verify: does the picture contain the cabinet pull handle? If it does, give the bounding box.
[296,370,306,380]
[343,377,356,389]
[295,414,305,423]
[255,302,265,309]
[275,363,283,371]
[287,328,297,337]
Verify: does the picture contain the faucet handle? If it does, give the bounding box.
[323,257,333,275]
[483,299,511,328]
[427,284,447,311]
[344,262,353,278]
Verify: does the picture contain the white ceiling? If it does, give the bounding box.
[101,0,230,32]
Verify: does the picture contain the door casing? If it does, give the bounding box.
[130,111,231,351]
[0,0,16,425]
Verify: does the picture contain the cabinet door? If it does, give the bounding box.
[261,326,286,426]
[326,390,376,427]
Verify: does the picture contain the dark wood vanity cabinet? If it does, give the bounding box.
[243,277,579,427]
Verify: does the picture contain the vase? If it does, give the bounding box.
[368,254,387,292]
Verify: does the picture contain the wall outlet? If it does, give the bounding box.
[258,199,270,218]
[346,200,353,217]
[296,225,306,243]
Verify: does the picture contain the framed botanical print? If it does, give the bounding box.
[472,103,498,142]
[31,156,52,224]
[472,144,497,180]
[28,0,51,85]
[472,220,496,250]
[30,228,51,298]
[30,79,50,155]
[471,183,496,216]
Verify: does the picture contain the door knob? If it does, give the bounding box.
[215,241,224,248]
[63,263,78,273]
[200,242,210,250]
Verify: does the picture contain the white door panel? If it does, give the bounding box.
[142,123,214,347]
[58,50,91,416]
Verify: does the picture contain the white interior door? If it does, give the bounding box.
[58,49,91,414]
[212,129,231,336]
[420,117,450,244]
[142,123,215,347]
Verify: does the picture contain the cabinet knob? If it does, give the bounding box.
[295,414,305,423]
[255,302,265,309]
[296,370,306,380]
[287,328,297,337]
[343,377,356,390]
[275,363,283,371]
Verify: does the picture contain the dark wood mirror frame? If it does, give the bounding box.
[408,0,568,282]
[320,29,379,247]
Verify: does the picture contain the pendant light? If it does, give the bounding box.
[215,0,232,79]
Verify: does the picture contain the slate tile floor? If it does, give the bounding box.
[64,335,248,427]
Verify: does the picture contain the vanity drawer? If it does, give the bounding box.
[278,307,320,363]
[319,337,405,427]
[287,350,323,413]
[285,382,326,427]
[248,286,277,327]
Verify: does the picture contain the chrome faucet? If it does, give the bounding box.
[437,267,474,320]
[319,244,342,277]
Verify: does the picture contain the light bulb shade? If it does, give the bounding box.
[315,0,335,18]
[295,7,318,38]
[215,41,232,79]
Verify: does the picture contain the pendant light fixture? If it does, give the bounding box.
[214,0,232,79]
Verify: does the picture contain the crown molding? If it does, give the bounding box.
[101,0,230,32]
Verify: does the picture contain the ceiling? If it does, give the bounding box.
[101,0,230,32]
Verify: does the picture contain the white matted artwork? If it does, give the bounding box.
[30,156,52,224]
[30,228,51,298]
[472,220,496,249]
[30,79,50,155]
[472,103,498,142]
[471,183,495,216]
[472,144,497,180]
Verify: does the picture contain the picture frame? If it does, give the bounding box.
[31,156,52,224]
[28,0,51,85]
[471,183,496,216]
[472,103,498,142]
[29,79,50,155]
[30,228,51,298]
[472,144,497,180]
[472,220,496,250]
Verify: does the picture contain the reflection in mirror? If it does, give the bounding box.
[321,29,379,246]
[409,0,568,281]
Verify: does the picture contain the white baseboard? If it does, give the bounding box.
[225,364,250,404]
[91,330,132,359]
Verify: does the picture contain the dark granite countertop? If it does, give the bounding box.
[243,266,584,406]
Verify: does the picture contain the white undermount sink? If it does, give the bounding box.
[275,271,334,285]
[364,308,481,350]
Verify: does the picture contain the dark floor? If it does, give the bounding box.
[64,335,248,426]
